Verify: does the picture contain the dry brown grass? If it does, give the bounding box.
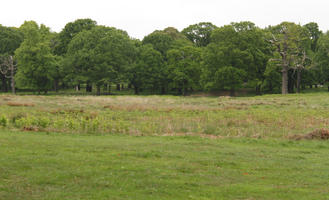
[6,102,35,107]
[290,129,329,140]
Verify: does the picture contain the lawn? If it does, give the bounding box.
[1,131,329,200]
[1,92,329,199]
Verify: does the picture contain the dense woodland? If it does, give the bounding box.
[0,19,329,95]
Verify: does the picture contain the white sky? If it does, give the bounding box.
[1,0,329,39]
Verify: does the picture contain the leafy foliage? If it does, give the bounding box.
[66,26,135,94]
[15,21,56,92]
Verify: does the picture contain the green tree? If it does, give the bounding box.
[54,19,97,56]
[167,45,202,95]
[215,66,246,96]
[314,31,329,88]
[128,44,164,94]
[15,21,56,94]
[142,27,193,94]
[202,22,271,94]
[142,31,174,56]
[66,26,135,95]
[0,25,23,93]
[182,22,217,47]
[269,22,311,94]
[304,22,322,52]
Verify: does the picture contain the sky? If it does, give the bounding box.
[1,0,329,39]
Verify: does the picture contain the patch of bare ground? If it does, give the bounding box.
[290,129,329,140]
[6,102,35,107]
[162,132,224,139]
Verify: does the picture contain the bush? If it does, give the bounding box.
[0,115,8,127]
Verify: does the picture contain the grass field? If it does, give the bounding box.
[1,92,329,138]
[1,131,329,200]
[1,92,329,199]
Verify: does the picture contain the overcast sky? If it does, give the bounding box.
[1,0,329,39]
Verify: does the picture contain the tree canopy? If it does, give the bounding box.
[0,19,328,95]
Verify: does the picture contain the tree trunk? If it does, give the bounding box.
[54,79,59,93]
[128,84,132,89]
[107,83,111,94]
[310,85,313,89]
[134,86,139,95]
[76,84,81,91]
[86,83,92,92]
[255,84,261,95]
[161,86,165,95]
[1,74,8,92]
[296,69,301,93]
[315,84,318,88]
[96,85,101,96]
[281,32,289,95]
[116,84,121,91]
[183,88,188,96]
[178,88,182,95]
[9,56,15,94]
[282,67,289,94]
[230,88,235,96]
[121,84,124,90]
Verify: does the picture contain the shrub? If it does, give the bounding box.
[0,115,8,127]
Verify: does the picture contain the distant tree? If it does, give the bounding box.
[142,27,193,94]
[314,31,329,88]
[0,25,23,93]
[215,66,246,96]
[182,22,217,47]
[167,45,202,95]
[202,22,271,94]
[66,26,135,95]
[163,27,188,40]
[142,31,174,56]
[54,18,97,56]
[15,21,56,94]
[128,44,164,94]
[304,22,322,52]
[269,22,310,94]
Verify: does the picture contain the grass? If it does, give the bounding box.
[0,131,329,200]
[1,92,329,199]
[1,92,329,138]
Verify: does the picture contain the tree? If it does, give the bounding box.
[0,25,23,93]
[314,31,329,89]
[304,22,322,52]
[215,66,246,96]
[128,44,164,94]
[142,27,193,94]
[182,22,217,47]
[167,45,202,95]
[15,21,56,93]
[0,56,16,94]
[142,31,174,56]
[269,22,310,94]
[54,19,96,56]
[66,26,135,95]
[202,22,271,94]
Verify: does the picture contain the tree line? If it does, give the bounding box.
[0,19,329,95]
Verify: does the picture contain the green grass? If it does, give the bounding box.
[1,92,329,138]
[1,131,329,199]
[1,92,329,199]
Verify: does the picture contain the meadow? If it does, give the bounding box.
[1,92,329,138]
[1,92,329,199]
